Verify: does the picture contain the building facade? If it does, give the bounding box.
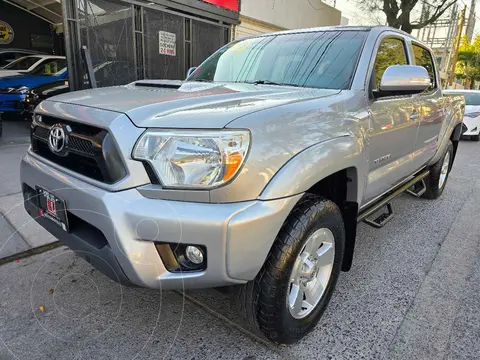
[234,0,342,39]
[62,0,240,89]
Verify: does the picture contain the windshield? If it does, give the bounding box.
[459,92,480,106]
[3,56,41,70]
[187,30,367,90]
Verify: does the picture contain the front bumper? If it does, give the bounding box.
[0,93,25,113]
[21,151,301,289]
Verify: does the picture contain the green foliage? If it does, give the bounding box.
[456,35,480,87]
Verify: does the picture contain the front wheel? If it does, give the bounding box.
[422,140,454,199]
[471,134,480,141]
[238,196,345,344]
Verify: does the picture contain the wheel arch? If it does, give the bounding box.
[259,136,365,273]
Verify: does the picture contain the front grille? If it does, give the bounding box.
[67,136,95,155]
[33,126,49,139]
[31,116,127,184]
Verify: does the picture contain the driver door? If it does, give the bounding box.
[364,36,419,203]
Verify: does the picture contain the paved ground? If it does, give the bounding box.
[0,118,479,359]
[0,119,57,259]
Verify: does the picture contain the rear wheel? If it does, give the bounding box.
[422,140,453,199]
[237,196,345,344]
[471,134,480,141]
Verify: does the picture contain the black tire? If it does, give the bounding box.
[422,140,454,199]
[237,195,345,344]
[471,134,480,141]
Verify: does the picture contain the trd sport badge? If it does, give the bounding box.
[0,21,14,45]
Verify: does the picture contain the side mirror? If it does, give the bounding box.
[186,67,197,79]
[379,65,431,93]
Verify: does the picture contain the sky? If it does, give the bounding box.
[328,0,480,38]
[331,0,385,25]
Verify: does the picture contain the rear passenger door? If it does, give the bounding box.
[364,36,419,203]
[411,43,445,164]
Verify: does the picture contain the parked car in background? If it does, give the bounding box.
[21,26,465,344]
[0,55,66,78]
[23,60,135,119]
[444,89,480,141]
[0,48,45,68]
[24,79,69,119]
[0,64,67,114]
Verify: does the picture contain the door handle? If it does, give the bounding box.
[410,111,419,122]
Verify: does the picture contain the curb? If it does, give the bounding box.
[0,241,62,266]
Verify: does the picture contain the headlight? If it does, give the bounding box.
[133,130,250,189]
[4,86,30,94]
[464,112,480,118]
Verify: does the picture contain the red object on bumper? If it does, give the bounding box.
[202,0,239,12]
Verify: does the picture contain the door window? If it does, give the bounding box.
[373,38,408,90]
[29,59,67,75]
[3,56,41,70]
[412,44,436,91]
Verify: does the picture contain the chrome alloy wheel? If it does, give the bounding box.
[287,228,335,319]
[439,151,450,190]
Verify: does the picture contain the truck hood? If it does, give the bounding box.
[46,81,341,128]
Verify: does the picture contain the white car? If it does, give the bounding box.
[0,55,66,78]
[444,89,480,141]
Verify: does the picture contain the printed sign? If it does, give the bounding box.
[203,0,239,12]
[159,31,176,56]
[0,21,14,45]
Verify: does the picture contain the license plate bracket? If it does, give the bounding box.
[36,186,69,232]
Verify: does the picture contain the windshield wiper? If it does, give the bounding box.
[250,80,282,86]
[249,80,304,87]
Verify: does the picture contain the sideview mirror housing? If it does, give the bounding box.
[186,67,197,79]
[379,65,431,92]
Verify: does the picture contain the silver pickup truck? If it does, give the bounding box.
[20,26,465,344]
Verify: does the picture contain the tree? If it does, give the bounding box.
[456,35,480,89]
[358,0,457,33]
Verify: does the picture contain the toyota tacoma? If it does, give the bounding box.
[20,26,465,344]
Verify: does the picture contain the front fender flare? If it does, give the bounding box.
[259,136,367,204]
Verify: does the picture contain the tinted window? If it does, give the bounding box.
[413,44,436,90]
[373,38,407,89]
[3,56,41,70]
[29,59,67,75]
[0,52,18,67]
[459,92,480,105]
[188,31,367,90]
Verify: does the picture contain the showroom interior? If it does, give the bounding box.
[0,0,241,89]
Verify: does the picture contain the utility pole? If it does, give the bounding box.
[466,0,476,41]
[448,5,467,87]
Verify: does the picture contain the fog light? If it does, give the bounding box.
[185,246,204,264]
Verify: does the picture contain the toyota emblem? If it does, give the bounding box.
[48,124,66,153]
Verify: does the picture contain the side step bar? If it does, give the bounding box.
[406,178,427,197]
[358,170,430,227]
[363,203,394,228]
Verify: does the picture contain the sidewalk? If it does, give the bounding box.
[0,120,58,262]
